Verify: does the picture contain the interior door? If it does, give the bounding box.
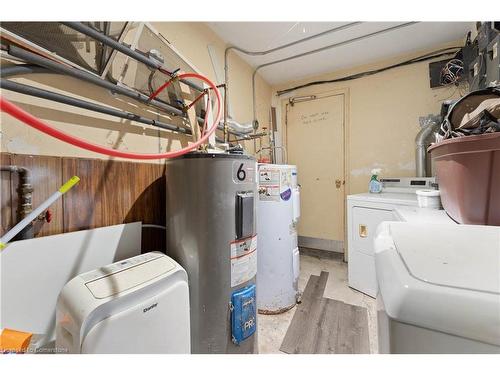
[286,93,345,244]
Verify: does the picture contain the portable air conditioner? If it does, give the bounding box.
[55,252,190,354]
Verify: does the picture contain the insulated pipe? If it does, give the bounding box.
[0,79,192,134]
[4,51,249,139]
[226,119,254,135]
[0,65,238,142]
[250,22,419,126]
[0,72,223,159]
[7,45,187,117]
[62,22,205,93]
[62,22,160,69]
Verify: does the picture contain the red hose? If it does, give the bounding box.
[0,72,221,160]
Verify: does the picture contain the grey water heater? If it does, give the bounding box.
[166,152,258,354]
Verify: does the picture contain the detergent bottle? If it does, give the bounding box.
[368,168,382,193]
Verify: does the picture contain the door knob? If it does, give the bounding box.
[335,179,341,189]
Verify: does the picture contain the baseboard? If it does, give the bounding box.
[299,247,344,260]
[298,236,344,253]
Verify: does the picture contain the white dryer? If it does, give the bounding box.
[347,177,437,297]
[375,222,500,353]
[56,252,190,353]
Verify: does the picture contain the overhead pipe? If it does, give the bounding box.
[224,22,362,142]
[225,118,254,135]
[0,72,223,159]
[7,45,188,117]
[250,22,419,127]
[0,79,192,134]
[61,22,205,94]
[0,64,236,141]
[1,64,191,134]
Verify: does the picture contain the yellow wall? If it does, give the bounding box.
[273,40,465,195]
[0,22,272,161]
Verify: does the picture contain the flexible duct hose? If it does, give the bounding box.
[0,73,221,160]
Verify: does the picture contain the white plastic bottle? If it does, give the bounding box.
[368,168,382,193]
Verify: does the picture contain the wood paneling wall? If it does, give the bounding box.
[0,153,166,252]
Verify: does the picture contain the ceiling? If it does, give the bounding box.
[206,22,473,86]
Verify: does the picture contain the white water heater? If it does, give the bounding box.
[257,164,300,313]
[55,252,190,354]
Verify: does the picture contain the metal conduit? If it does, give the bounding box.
[8,45,188,117]
[0,79,192,134]
[5,48,250,139]
[224,22,362,141]
[0,64,234,142]
[250,21,420,125]
[1,64,191,134]
[62,22,205,94]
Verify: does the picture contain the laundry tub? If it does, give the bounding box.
[428,132,500,225]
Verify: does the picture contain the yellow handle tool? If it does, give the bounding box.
[0,176,80,250]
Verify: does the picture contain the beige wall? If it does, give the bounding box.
[273,40,465,195]
[0,22,272,161]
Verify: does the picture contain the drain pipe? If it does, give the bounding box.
[0,165,33,240]
[224,22,362,143]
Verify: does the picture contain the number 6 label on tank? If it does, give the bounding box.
[230,235,257,287]
[232,161,255,183]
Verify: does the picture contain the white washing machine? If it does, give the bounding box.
[56,252,190,354]
[375,222,500,353]
[257,164,300,313]
[347,177,436,297]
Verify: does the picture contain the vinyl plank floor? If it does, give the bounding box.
[280,272,370,354]
[280,271,328,353]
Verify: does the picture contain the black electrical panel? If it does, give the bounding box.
[464,22,500,90]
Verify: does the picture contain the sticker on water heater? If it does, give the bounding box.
[280,188,292,201]
[259,167,281,201]
[233,161,255,183]
[230,235,257,287]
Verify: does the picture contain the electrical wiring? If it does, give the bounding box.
[276,47,463,96]
[440,58,464,85]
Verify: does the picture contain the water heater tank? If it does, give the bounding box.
[257,164,300,314]
[166,152,258,354]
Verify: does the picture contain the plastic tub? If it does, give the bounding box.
[416,189,441,209]
[428,132,500,225]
